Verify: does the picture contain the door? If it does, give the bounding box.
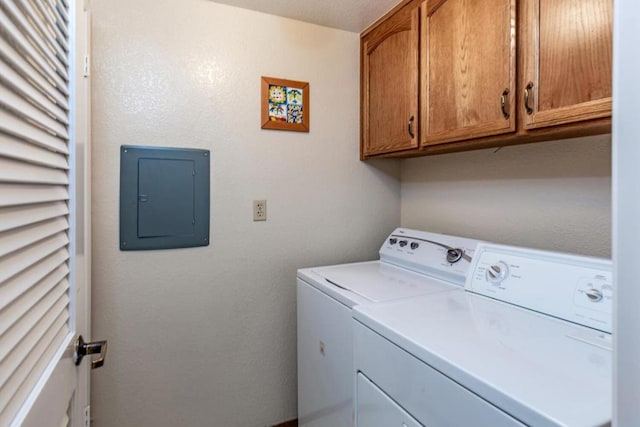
[361,2,420,157]
[521,0,612,129]
[0,1,96,426]
[421,0,516,146]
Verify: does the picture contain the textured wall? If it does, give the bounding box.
[90,1,400,426]
[401,134,612,257]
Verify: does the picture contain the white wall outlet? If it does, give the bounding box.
[253,199,267,221]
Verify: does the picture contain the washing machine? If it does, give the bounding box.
[353,243,613,427]
[296,228,482,427]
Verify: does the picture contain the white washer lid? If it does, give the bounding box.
[353,291,612,427]
[311,262,458,303]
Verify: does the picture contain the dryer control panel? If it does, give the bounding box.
[380,228,482,287]
[466,244,613,333]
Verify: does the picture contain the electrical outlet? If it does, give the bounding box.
[253,199,267,221]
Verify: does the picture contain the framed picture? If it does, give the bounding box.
[261,76,309,132]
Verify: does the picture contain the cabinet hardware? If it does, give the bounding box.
[524,81,534,115]
[500,88,510,119]
[408,115,415,138]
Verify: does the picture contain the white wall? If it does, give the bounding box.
[90,1,400,426]
[401,135,612,257]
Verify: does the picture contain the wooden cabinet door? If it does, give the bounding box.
[421,0,516,146]
[521,0,612,129]
[362,4,419,157]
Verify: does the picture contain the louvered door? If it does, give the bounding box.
[0,1,92,426]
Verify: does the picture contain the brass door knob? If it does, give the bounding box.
[74,335,108,369]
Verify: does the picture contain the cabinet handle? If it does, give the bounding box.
[524,81,534,115]
[408,115,415,139]
[500,88,510,119]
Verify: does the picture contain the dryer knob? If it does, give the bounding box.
[446,248,463,263]
[585,288,604,302]
[410,242,419,250]
[399,240,408,247]
[486,262,509,285]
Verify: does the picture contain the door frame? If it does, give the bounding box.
[613,0,640,425]
[69,0,93,424]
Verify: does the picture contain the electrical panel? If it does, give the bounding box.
[119,145,210,250]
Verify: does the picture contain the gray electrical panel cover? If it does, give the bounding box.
[120,145,210,250]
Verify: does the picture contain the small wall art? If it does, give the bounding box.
[261,76,309,132]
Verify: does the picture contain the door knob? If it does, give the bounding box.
[74,335,108,369]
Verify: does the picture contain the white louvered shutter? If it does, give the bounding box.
[0,0,73,425]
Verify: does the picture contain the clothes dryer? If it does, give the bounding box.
[297,228,481,427]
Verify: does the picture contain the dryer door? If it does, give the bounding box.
[356,373,423,427]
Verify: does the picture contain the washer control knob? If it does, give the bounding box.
[486,262,509,285]
[446,248,464,263]
[585,288,604,302]
[399,240,408,247]
[389,238,398,245]
[410,242,419,250]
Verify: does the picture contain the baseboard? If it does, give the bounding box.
[273,419,297,427]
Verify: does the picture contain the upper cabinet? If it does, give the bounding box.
[360,0,613,159]
[421,0,516,146]
[520,0,612,129]
[361,2,420,158]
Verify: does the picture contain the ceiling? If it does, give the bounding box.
[210,0,401,33]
